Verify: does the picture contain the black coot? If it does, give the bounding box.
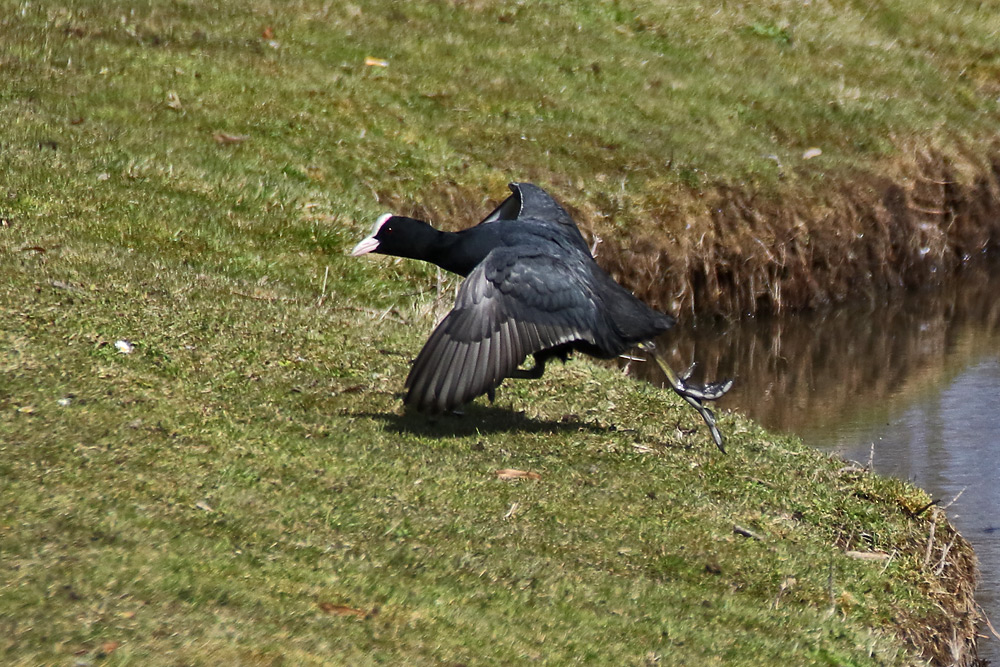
[352,183,732,450]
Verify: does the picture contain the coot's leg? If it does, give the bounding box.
[511,354,547,379]
[638,343,733,453]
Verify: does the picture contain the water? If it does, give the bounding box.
[635,261,1000,659]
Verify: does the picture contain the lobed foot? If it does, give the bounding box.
[639,344,734,453]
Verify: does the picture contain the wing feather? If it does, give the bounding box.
[405,245,602,413]
[449,338,481,408]
[477,183,591,255]
[420,338,456,412]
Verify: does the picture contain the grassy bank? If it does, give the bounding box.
[0,253,980,665]
[0,0,988,663]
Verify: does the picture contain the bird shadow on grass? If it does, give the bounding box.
[359,402,611,438]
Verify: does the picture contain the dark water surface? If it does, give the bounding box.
[635,260,1000,659]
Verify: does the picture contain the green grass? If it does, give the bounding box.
[0,268,964,664]
[0,0,986,664]
[5,0,1000,228]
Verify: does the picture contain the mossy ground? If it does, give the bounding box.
[0,0,988,664]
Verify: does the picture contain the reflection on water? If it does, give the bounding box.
[631,260,1000,659]
[817,358,1000,658]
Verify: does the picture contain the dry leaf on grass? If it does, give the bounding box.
[213,132,249,145]
[364,56,389,67]
[165,91,183,111]
[495,468,541,481]
[846,550,891,561]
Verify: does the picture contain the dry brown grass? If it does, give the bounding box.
[898,509,981,666]
[596,142,1000,317]
[381,143,1000,321]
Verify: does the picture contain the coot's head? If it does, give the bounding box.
[351,214,435,258]
[351,214,394,256]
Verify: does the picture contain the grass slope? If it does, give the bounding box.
[0,261,973,665]
[0,0,983,664]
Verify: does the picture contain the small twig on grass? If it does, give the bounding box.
[376,306,400,322]
[845,550,890,562]
[923,508,938,569]
[907,203,948,216]
[914,175,956,186]
[880,551,897,576]
[381,519,403,537]
[826,564,837,617]
[590,234,602,258]
[231,290,298,302]
[317,265,330,307]
[940,487,966,510]
[745,476,777,489]
[733,525,763,541]
[979,604,1000,642]
[771,577,796,610]
[400,286,439,298]
[934,535,957,576]
[329,305,408,325]
[907,499,938,518]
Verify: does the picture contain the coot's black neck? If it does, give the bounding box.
[384,217,495,277]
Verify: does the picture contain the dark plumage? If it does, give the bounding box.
[352,183,732,450]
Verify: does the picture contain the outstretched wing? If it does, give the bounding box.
[405,245,601,413]
[479,183,591,254]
